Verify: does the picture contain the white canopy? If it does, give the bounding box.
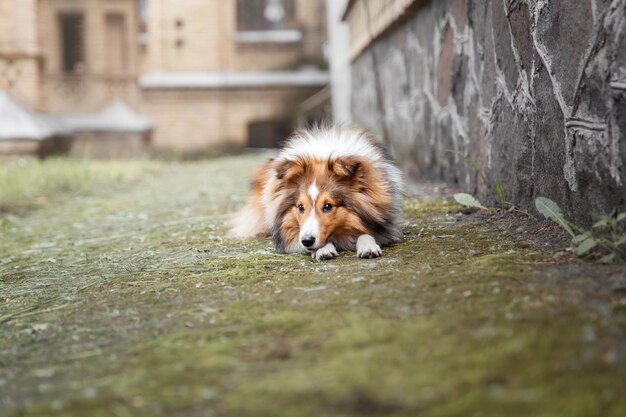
[0,91,64,140]
[62,101,153,133]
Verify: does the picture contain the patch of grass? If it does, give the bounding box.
[151,142,245,162]
[0,158,157,214]
[1,154,625,417]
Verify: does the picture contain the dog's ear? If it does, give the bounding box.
[274,159,291,180]
[331,156,361,179]
[274,158,307,183]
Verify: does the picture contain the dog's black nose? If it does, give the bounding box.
[301,237,316,248]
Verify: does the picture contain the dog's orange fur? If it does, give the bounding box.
[229,127,403,257]
[272,157,392,252]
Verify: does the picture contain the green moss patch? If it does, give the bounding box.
[1,155,625,417]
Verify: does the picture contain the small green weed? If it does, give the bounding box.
[447,151,535,218]
[454,186,536,220]
[495,179,507,209]
[454,192,625,263]
[536,197,626,263]
[453,193,487,210]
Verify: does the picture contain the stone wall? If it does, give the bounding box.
[350,0,626,223]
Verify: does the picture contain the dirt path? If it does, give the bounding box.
[1,154,625,417]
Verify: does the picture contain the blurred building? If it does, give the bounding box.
[0,91,71,158]
[141,0,328,150]
[0,0,329,156]
[0,0,141,112]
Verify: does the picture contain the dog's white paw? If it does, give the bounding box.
[313,243,338,261]
[356,235,382,259]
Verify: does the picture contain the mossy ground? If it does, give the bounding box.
[1,154,625,417]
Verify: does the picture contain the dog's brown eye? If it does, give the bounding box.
[298,204,305,213]
[322,203,333,212]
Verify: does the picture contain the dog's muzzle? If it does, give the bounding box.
[301,236,316,250]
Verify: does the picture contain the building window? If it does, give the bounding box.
[236,0,296,31]
[138,0,147,23]
[137,0,149,46]
[59,13,85,74]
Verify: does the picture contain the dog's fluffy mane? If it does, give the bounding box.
[229,126,404,254]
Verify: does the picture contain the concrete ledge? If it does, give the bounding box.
[233,30,303,44]
[140,70,330,90]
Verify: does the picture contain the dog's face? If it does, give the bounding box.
[294,181,342,251]
[275,157,368,252]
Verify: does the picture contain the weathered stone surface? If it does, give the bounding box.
[452,53,469,116]
[490,95,535,208]
[508,2,534,81]
[451,0,466,30]
[532,64,570,211]
[350,0,626,224]
[535,0,595,108]
[479,3,498,106]
[437,24,455,106]
[351,52,380,136]
[492,0,519,95]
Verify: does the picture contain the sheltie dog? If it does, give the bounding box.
[229,126,403,260]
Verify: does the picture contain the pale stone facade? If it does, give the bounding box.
[142,85,323,150]
[0,0,42,109]
[39,0,141,112]
[0,0,140,113]
[141,0,328,150]
[144,0,326,73]
[0,0,329,153]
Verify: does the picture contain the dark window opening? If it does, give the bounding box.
[236,0,296,31]
[138,0,148,43]
[59,13,85,74]
[247,120,292,148]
